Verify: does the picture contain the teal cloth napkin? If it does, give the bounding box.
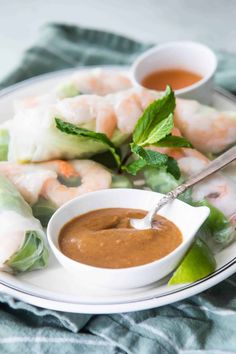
[0,23,236,354]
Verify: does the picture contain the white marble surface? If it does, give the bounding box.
[0,0,236,80]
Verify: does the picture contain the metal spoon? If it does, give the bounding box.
[130,145,236,230]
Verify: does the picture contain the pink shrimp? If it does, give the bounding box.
[54,87,160,138]
[63,69,132,96]
[55,94,117,138]
[175,98,236,153]
[0,160,112,207]
[15,69,132,111]
[41,160,112,207]
[152,128,236,217]
[111,91,143,134]
[106,88,160,134]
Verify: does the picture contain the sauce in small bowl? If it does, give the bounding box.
[47,189,209,289]
[59,208,182,269]
[131,41,217,104]
[142,69,202,91]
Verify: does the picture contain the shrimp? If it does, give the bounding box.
[55,95,116,138]
[177,154,236,217]
[0,160,112,207]
[110,91,143,134]
[41,160,112,207]
[175,98,236,153]
[0,161,57,204]
[175,150,236,217]
[14,69,132,111]
[62,69,132,96]
[152,128,236,217]
[54,87,160,137]
[106,88,160,134]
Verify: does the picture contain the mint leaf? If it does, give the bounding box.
[154,135,193,148]
[133,86,175,145]
[166,156,181,179]
[122,159,147,175]
[55,118,121,166]
[127,143,181,178]
[131,143,169,165]
[59,84,80,98]
[123,88,181,177]
[141,113,174,146]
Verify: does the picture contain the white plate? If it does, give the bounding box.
[0,66,235,314]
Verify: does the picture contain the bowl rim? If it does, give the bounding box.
[130,40,218,95]
[47,188,209,274]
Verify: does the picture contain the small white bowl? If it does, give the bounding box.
[47,189,209,290]
[131,41,217,104]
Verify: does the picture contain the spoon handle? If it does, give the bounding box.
[147,145,236,224]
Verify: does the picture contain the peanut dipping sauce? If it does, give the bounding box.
[59,208,182,269]
[142,69,202,91]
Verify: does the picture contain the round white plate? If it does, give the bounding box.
[0,66,235,314]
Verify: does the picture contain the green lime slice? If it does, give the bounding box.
[168,238,216,285]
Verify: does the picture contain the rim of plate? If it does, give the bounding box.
[0,66,235,314]
[0,256,235,313]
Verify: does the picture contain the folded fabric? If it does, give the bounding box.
[0,23,151,90]
[0,23,235,354]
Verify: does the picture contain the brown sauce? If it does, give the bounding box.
[59,208,182,269]
[142,69,202,91]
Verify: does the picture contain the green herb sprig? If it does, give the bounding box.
[55,86,192,179]
[122,86,192,178]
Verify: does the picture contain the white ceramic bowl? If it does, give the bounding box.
[47,189,209,290]
[131,41,217,104]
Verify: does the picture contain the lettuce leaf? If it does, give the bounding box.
[194,200,235,246]
[32,197,57,228]
[0,129,9,161]
[58,83,80,98]
[6,231,48,273]
[111,174,133,189]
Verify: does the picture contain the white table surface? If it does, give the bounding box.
[0,0,236,81]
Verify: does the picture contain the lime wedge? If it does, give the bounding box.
[168,238,216,285]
